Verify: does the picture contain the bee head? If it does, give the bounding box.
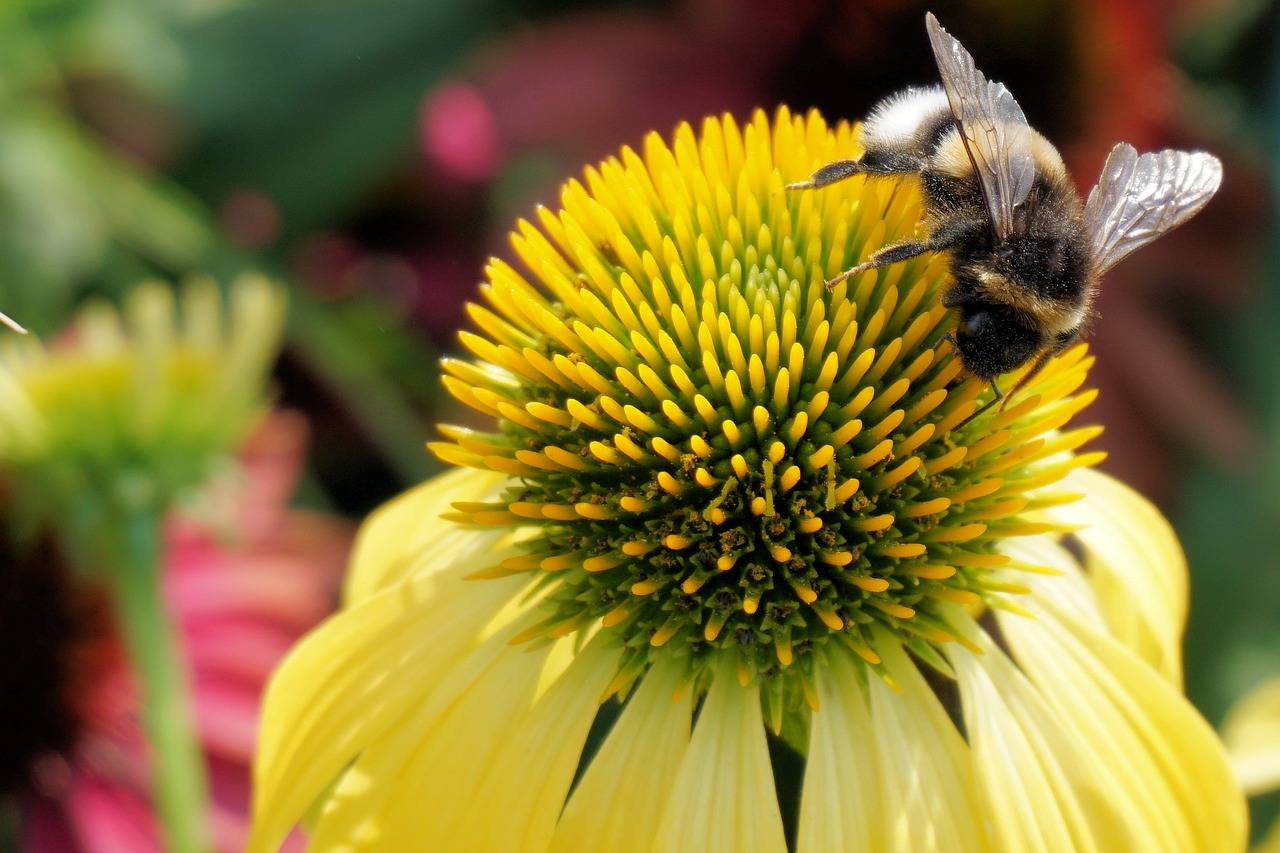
[951,303,1042,380]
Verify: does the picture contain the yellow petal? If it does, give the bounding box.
[1222,674,1280,796]
[952,632,1117,853]
[1000,536,1108,633]
[311,630,620,851]
[249,561,529,852]
[968,585,1246,853]
[652,670,787,853]
[550,658,693,853]
[798,640,985,852]
[307,616,556,849]
[454,636,621,851]
[344,467,508,602]
[1047,467,1186,684]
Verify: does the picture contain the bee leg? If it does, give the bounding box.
[826,222,973,290]
[825,239,932,290]
[785,159,863,191]
[950,380,999,428]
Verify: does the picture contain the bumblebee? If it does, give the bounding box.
[787,13,1222,405]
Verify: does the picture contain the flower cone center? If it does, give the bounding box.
[435,110,1099,691]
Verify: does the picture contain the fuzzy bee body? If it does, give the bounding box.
[788,13,1222,403]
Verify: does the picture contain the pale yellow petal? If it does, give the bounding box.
[869,639,988,849]
[1047,467,1186,684]
[549,658,693,853]
[1007,614,1243,848]
[798,646,881,852]
[652,671,786,853]
[798,640,985,852]
[965,583,1246,853]
[999,536,1108,633]
[1007,562,1246,850]
[249,562,530,852]
[456,635,622,851]
[344,467,508,602]
[312,630,618,852]
[308,617,555,850]
[1221,674,1280,796]
[952,631,1115,853]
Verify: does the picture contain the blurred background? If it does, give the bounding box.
[0,0,1277,847]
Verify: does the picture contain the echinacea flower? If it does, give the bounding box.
[0,276,287,852]
[252,108,1245,851]
[0,275,285,537]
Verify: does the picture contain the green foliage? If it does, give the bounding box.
[169,0,498,239]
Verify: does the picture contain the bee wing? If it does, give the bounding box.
[1082,143,1223,277]
[925,13,1035,240]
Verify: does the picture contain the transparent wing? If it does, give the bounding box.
[925,12,1035,240]
[1082,143,1223,277]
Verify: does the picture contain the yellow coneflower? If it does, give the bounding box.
[251,109,1244,852]
[0,274,286,853]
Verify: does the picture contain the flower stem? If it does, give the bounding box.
[104,508,210,853]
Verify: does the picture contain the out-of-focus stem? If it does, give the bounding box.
[103,509,209,853]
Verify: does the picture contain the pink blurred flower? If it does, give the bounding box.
[418,10,780,192]
[10,411,351,852]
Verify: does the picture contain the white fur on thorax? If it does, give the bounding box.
[860,86,951,149]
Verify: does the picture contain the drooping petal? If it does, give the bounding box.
[451,635,621,851]
[651,670,786,853]
[995,586,1246,851]
[249,554,530,852]
[310,627,618,851]
[952,570,1246,853]
[999,536,1108,633]
[868,640,987,849]
[951,630,1114,853]
[549,658,693,853]
[306,614,557,849]
[1046,467,1187,684]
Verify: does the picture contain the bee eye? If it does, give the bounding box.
[960,312,990,338]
